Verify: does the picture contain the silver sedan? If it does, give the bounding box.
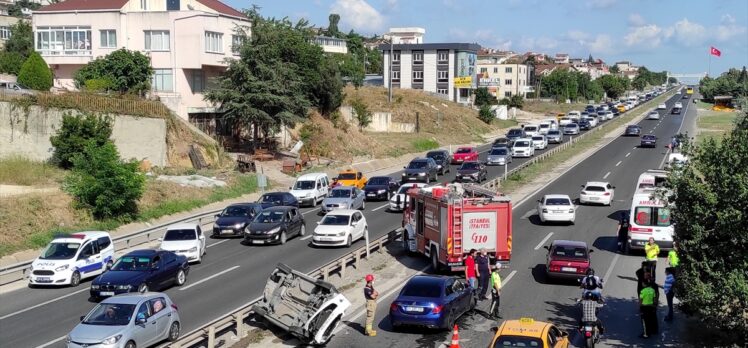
[321,186,365,213]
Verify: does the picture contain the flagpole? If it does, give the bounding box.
[708,50,712,77]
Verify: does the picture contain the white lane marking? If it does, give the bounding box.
[372,204,389,211]
[302,208,320,215]
[300,235,313,241]
[602,253,620,285]
[179,266,240,291]
[34,335,66,348]
[206,239,229,248]
[502,270,517,286]
[626,152,631,157]
[534,232,554,250]
[603,171,611,179]
[633,146,637,149]
[615,160,622,167]
[0,287,89,320]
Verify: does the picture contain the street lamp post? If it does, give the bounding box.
[388,36,393,103]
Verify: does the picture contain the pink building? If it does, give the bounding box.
[33,0,250,119]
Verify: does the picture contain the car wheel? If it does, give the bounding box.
[196,253,202,264]
[299,225,306,237]
[125,341,136,348]
[138,283,149,293]
[430,247,440,272]
[280,231,287,245]
[175,269,186,286]
[168,321,180,342]
[445,310,457,329]
[312,197,317,207]
[70,271,81,287]
[361,200,366,210]
[346,235,352,248]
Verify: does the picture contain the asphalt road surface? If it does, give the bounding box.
[0,91,678,348]
[328,90,696,348]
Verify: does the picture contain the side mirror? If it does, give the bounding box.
[561,331,569,337]
[490,326,499,333]
[543,245,550,251]
[403,166,407,169]
[157,238,162,242]
[80,315,85,322]
[137,318,147,325]
[612,186,616,189]
[589,249,594,253]
[215,214,220,219]
[316,221,321,225]
[537,199,541,203]
[288,186,292,190]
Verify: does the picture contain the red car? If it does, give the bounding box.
[543,240,593,281]
[451,147,479,164]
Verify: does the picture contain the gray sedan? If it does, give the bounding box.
[486,147,513,166]
[546,129,564,143]
[67,292,180,348]
[321,186,365,213]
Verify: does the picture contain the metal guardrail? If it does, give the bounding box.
[0,208,224,284]
[168,229,401,348]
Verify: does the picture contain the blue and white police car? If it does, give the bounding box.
[29,231,115,287]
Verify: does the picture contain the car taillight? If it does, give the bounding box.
[390,303,398,312]
[171,303,178,311]
[581,191,587,195]
[585,331,592,337]
[432,305,443,314]
[549,265,560,272]
[603,192,611,196]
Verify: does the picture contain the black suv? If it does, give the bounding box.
[426,149,451,175]
[402,158,439,183]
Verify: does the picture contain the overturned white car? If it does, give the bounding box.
[252,263,351,345]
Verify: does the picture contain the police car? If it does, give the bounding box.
[29,232,115,287]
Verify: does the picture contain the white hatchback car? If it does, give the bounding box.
[579,181,615,206]
[160,223,206,263]
[531,135,548,150]
[312,210,367,247]
[647,111,660,120]
[537,194,576,224]
[657,103,667,110]
[389,183,427,211]
[512,138,535,157]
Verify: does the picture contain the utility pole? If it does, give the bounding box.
[388,36,394,103]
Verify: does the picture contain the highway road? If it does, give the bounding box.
[328,90,697,348]
[0,91,673,348]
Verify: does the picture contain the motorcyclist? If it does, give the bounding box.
[579,291,605,335]
[580,268,604,301]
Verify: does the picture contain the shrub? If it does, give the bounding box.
[350,98,372,131]
[0,52,25,75]
[74,49,153,94]
[64,141,145,219]
[50,112,113,169]
[478,104,494,124]
[83,78,113,93]
[17,52,53,91]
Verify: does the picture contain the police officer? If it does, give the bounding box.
[644,237,660,280]
[489,261,502,319]
[668,242,680,268]
[639,280,658,338]
[476,248,491,300]
[364,274,379,336]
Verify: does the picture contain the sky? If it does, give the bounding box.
[227,0,748,76]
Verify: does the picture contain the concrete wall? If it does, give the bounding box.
[339,106,415,133]
[0,102,168,166]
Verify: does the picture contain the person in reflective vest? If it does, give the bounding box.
[489,261,502,319]
[668,242,680,268]
[644,237,660,280]
[363,274,379,336]
[639,280,658,338]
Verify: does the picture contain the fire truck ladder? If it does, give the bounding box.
[452,198,463,256]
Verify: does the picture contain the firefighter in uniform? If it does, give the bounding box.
[364,274,379,336]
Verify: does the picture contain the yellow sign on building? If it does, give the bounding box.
[454,76,473,88]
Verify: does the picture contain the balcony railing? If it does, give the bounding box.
[38,49,92,57]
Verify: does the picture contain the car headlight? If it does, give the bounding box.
[305,192,313,197]
[187,247,198,253]
[401,173,406,176]
[339,203,349,208]
[65,335,71,344]
[91,285,100,290]
[55,265,69,272]
[418,172,426,176]
[377,189,386,194]
[102,334,122,344]
[471,173,480,177]
[569,209,575,213]
[213,223,219,229]
[116,285,132,290]
[234,223,244,229]
[437,165,442,169]
[337,231,347,237]
[266,227,281,234]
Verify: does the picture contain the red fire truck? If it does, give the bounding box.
[402,183,512,272]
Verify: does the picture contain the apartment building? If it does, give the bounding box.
[554,53,569,64]
[32,0,250,119]
[477,62,532,98]
[0,14,19,49]
[381,42,480,104]
[312,35,347,54]
[384,27,425,44]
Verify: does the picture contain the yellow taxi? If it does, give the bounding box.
[489,318,570,348]
[336,169,367,189]
[616,104,626,113]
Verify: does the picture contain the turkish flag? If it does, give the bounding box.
[710,46,721,57]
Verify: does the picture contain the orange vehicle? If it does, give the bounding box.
[489,318,570,348]
[402,183,512,271]
[336,169,367,189]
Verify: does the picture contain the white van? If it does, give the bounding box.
[30,231,115,287]
[289,172,330,207]
[523,124,540,137]
[627,192,674,253]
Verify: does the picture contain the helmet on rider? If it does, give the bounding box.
[586,268,595,276]
[584,291,597,301]
[365,274,374,282]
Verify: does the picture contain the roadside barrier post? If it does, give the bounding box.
[207,326,215,348]
[504,163,508,180]
[234,313,245,339]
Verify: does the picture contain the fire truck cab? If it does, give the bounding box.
[402,183,512,272]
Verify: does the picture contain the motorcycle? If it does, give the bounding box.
[580,321,600,348]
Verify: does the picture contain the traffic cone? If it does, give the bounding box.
[449,324,460,348]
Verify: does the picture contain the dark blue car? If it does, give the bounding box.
[90,250,189,300]
[212,203,263,237]
[257,192,299,209]
[389,275,475,330]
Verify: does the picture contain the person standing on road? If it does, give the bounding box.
[363,274,379,337]
[644,237,660,280]
[639,280,658,338]
[476,248,491,300]
[636,261,652,297]
[489,261,502,319]
[465,249,478,289]
[616,211,630,253]
[663,267,676,321]
[668,242,680,268]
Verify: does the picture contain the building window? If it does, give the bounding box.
[205,31,223,53]
[231,35,244,55]
[413,50,423,64]
[505,91,512,97]
[35,26,92,55]
[505,67,512,73]
[99,30,116,48]
[189,69,204,93]
[413,71,423,81]
[437,89,448,95]
[392,50,400,63]
[437,70,448,82]
[505,79,512,85]
[0,26,10,40]
[437,50,448,63]
[391,70,400,82]
[480,67,487,73]
[144,30,170,51]
[140,0,148,10]
[493,67,498,73]
[152,69,173,92]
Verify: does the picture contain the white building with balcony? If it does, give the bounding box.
[312,35,347,54]
[384,27,425,44]
[32,0,250,119]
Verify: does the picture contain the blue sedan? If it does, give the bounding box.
[389,275,476,330]
[90,249,189,300]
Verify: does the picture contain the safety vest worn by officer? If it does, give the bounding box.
[645,243,660,261]
[668,250,680,267]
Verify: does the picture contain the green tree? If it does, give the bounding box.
[64,141,145,219]
[474,87,497,106]
[608,65,620,74]
[508,94,524,109]
[7,0,40,17]
[4,21,34,58]
[597,75,626,99]
[478,104,494,124]
[668,77,678,84]
[326,13,341,37]
[0,52,25,75]
[17,51,52,91]
[73,49,153,94]
[631,74,647,91]
[541,69,578,101]
[666,112,748,338]
[350,98,372,131]
[50,112,114,169]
